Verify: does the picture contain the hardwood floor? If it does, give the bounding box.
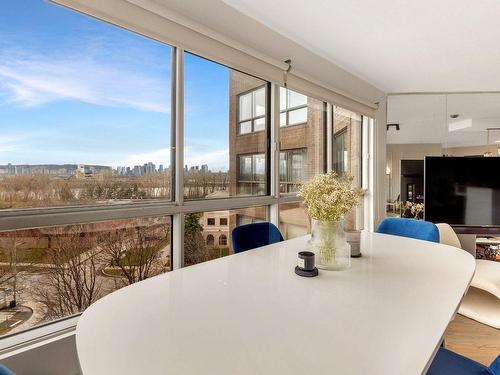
[445,314,500,366]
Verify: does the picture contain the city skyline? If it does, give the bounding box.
[0,161,220,176]
[0,0,230,172]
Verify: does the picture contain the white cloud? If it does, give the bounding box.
[0,50,170,113]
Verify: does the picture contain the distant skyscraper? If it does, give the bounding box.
[201,164,208,172]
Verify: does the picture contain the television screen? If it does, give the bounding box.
[425,156,500,226]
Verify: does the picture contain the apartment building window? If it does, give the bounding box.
[184,54,269,199]
[279,149,308,193]
[220,218,228,225]
[219,234,227,246]
[237,86,266,134]
[207,218,215,225]
[237,154,266,195]
[280,88,308,127]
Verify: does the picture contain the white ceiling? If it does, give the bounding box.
[222,0,500,93]
[387,94,500,146]
[144,0,383,104]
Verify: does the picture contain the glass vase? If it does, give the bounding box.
[309,218,351,271]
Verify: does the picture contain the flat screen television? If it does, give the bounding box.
[425,156,500,227]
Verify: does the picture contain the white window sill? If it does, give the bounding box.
[0,315,79,359]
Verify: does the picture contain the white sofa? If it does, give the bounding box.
[436,223,500,329]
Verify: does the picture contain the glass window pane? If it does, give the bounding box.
[279,87,287,111]
[0,216,171,336]
[288,107,308,125]
[239,93,252,121]
[280,112,287,127]
[184,207,268,266]
[279,90,324,194]
[279,152,287,180]
[254,117,265,132]
[184,55,268,199]
[239,121,252,134]
[236,183,252,195]
[333,106,362,186]
[253,87,266,117]
[238,155,252,181]
[288,89,308,108]
[0,1,172,209]
[291,149,307,182]
[279,202,310,240]
[253,154,266,181]
[333,106,363,231]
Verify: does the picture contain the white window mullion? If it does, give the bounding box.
[326,103,333,172]
[172,213,184,269]
[270,83,280,227]
[173,47,185,268]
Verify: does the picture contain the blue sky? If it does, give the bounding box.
[0,0,230,171]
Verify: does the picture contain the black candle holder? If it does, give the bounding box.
[295,251,319,277]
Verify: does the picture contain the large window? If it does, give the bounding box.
[184,54,268,199]
[0,0,373,345]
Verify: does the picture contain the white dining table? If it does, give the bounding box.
[76,231,475,375]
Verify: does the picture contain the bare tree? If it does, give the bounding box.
[34,227,102,320]
[100,225,168,286]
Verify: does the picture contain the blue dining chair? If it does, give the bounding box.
[427,347,500,375]
[376,217,440,243]
[0,363,14,375]
[231,222,284,253]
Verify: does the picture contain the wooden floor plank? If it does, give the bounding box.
[445,314,500,366]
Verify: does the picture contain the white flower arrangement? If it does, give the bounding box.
[297,172,361,223]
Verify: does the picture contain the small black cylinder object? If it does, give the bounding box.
[298,251,315,271]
